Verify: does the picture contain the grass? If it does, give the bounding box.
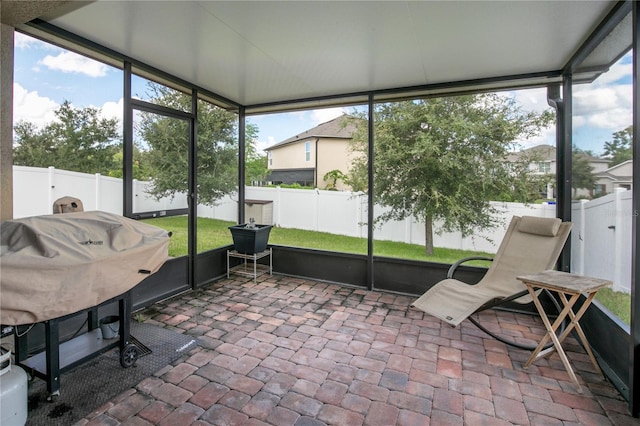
[143,216,493,266]
[142,216,237,255]
[143,215,629,325]
[595,288,631,325]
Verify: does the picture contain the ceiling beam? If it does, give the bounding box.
[563,0,631,74]
[0,0,72,26]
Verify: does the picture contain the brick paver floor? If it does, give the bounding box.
[74,274,638,425]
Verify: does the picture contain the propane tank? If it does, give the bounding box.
[0,347,28,426]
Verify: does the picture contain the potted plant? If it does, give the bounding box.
[228,218,273,254]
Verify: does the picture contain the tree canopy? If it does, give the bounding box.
[13,86,266,208]
[603,125,632,167]
[245,145,268,186]
[137,83,263,205]
[349,94,554,254]
[323,169,348,190]
[13,100,120,174]
[572,147,596,196]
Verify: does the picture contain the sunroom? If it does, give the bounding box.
[2,0,640,423]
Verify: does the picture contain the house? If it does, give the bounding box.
[264,115,361,190]
[507,144,558,176]
[595,159,633,195]
[508,144,610,198]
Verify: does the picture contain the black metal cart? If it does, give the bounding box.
[13,291,139,398]
[1,209,169,400]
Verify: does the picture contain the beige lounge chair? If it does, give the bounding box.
[411,215,572,346]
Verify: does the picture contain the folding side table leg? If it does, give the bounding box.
[524,287,583,393]
[555,292,603,376]
[517,271,612,395]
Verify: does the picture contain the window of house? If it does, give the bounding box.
[536,161,551,173]
[594,184,607,196]
[268,151,272,166]
[305,141,311,161]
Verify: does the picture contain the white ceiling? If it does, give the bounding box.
[31,1,619,111]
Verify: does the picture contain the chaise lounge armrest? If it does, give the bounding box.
[447,256,493,279]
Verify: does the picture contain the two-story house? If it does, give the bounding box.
[595,160,633,195]
[264,115,360,190]
[508,144,611,198]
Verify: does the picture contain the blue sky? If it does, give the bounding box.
[13,33,347,153]
[13,32,632,156]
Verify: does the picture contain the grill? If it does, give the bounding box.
[0,205,170,397]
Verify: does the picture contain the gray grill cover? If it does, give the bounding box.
[1,211,170,325]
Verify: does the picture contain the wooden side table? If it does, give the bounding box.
[517,270,612,393]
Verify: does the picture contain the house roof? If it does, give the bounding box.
[597,159,633,181]
[265,115,360,151]
[604,159,633,173]
[508,144,610,164]
[507,145,557,162]
[598,174,632,183]
[12,1,628,114]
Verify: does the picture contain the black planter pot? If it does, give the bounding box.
[228,224,273,254]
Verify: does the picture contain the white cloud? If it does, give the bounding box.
[98,98,124,123]
[14,84,125,135]
[573,116,587,128]
[255,136,274,153]
[595,59,632,86]
[517,126,556,150]
[96,98,124,135]
[310,107,349,124]
[501,88,555,149]
[570,52,632,132]
[13,83,59,128]
[507,87,552,114]
[40,51,109,77]
[13,32,52,50]
[573,84,632,130]
[502,57,632,151]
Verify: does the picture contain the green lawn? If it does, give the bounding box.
[594,287,630,325]
[143,216,493,266]
[144,215,629,325]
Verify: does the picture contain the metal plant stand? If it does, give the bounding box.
[227,248,272,283]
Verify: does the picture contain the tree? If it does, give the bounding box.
[245,143,268,186]
[138,84,259,205]
[572,147,596,197]
[503,148,555,202]
[245,154,268,185]
[603,125,632,167]
[349,95,554,254]
[108,147,152,180]
[323,169,347,190]
[13,101,120,174]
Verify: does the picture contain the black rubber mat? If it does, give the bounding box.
[130,335,152,357]
[25,322,199,426]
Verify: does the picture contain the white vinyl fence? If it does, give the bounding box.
[12,166,633,292]
[571,188,632,293]
[13,166,124,218]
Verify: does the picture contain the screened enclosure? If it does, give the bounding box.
[3,0,640,417]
